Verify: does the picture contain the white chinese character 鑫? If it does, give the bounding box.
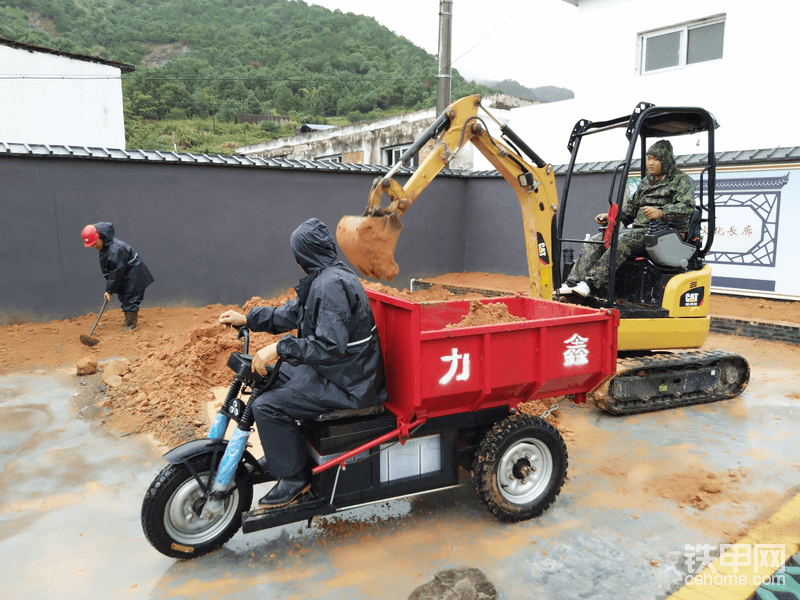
[563,334,589,367]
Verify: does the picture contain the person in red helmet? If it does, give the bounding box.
[82,222,154,330]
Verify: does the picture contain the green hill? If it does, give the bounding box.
[1,0,504,151]
[478,79,574,104]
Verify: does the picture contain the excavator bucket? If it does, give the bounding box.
[336,213,403,281]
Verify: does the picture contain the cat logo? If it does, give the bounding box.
[536,232,550,264]
[680,287,705,307]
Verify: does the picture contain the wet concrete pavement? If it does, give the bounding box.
[2,342,799,600]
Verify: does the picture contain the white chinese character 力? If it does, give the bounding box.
[440,348,470,384]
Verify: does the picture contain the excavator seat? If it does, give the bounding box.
[616,211,703,310]
[643,209,703,269]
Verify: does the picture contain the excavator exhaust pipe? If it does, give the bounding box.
[336,213,403,281]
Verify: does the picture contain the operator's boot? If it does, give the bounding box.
[122,311,138,331]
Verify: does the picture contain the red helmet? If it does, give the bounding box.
[82,224,99,247]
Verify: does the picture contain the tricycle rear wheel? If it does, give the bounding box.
[472,415,567,522]
[141,455,253,559]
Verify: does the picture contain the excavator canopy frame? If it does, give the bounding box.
[557,102,719,308]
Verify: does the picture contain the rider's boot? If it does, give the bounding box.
[258,470,310,509]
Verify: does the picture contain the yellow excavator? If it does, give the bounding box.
[336,95,749,415]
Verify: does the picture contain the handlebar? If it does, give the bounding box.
[229,325,300,383]
[234,325,250,354]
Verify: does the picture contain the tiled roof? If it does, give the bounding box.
[0,141,459,176]
[2,141,799,176]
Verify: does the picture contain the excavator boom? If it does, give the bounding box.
[336,94,559,299]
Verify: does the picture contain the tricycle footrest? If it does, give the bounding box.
[242,494,333,533]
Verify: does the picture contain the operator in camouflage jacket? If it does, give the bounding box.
[559,139,696,297]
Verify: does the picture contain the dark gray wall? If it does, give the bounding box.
[1,153,608,323]
[0,156,465,322]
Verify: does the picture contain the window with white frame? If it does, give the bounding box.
[317,154,341,163]
[639,15,725,75]
[384,144,419,167]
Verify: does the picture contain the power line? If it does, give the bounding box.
[444,5,527,75]
[0,73,440,84]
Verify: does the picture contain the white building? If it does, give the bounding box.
[237,94,536,170]
[0,37,134,149]
[499,0,799,166]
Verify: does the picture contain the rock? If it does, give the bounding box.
[76,357,98,375]
[408,568,497,600]
[102,373,123,388]
[103,359,130,378]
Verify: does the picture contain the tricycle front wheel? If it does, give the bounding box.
[472,415,567,522]
[141,455,253,559]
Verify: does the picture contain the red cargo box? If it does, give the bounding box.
[367,290,619,425]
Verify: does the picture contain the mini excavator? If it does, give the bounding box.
[336,94,749,415]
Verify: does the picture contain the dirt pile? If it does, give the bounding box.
[423,272,533,296]
[95,292,294,446]
[445,301,526,329]
[363,281,485,303]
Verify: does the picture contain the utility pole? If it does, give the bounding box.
[436,0,453,117]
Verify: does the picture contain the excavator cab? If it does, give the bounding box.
[556,103,719,331]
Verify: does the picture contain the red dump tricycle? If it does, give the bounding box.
[141,291,619,558]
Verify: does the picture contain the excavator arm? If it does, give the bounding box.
[336,95,559,299]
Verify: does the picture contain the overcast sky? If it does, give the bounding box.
[308,0,579,90]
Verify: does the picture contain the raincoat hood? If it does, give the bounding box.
[290,218,338,274]
[646,140,678,178]
[94,221,116,244]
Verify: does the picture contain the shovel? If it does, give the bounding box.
[80,297,108,346]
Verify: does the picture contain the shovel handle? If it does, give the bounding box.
[88,297,109,337]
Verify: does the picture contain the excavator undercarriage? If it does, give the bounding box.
[592,350,750,415]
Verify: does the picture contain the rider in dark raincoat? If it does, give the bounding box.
[219,218,387,508]
[83,221,154,330]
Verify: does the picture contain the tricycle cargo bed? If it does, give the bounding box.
[367,290,619,425]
